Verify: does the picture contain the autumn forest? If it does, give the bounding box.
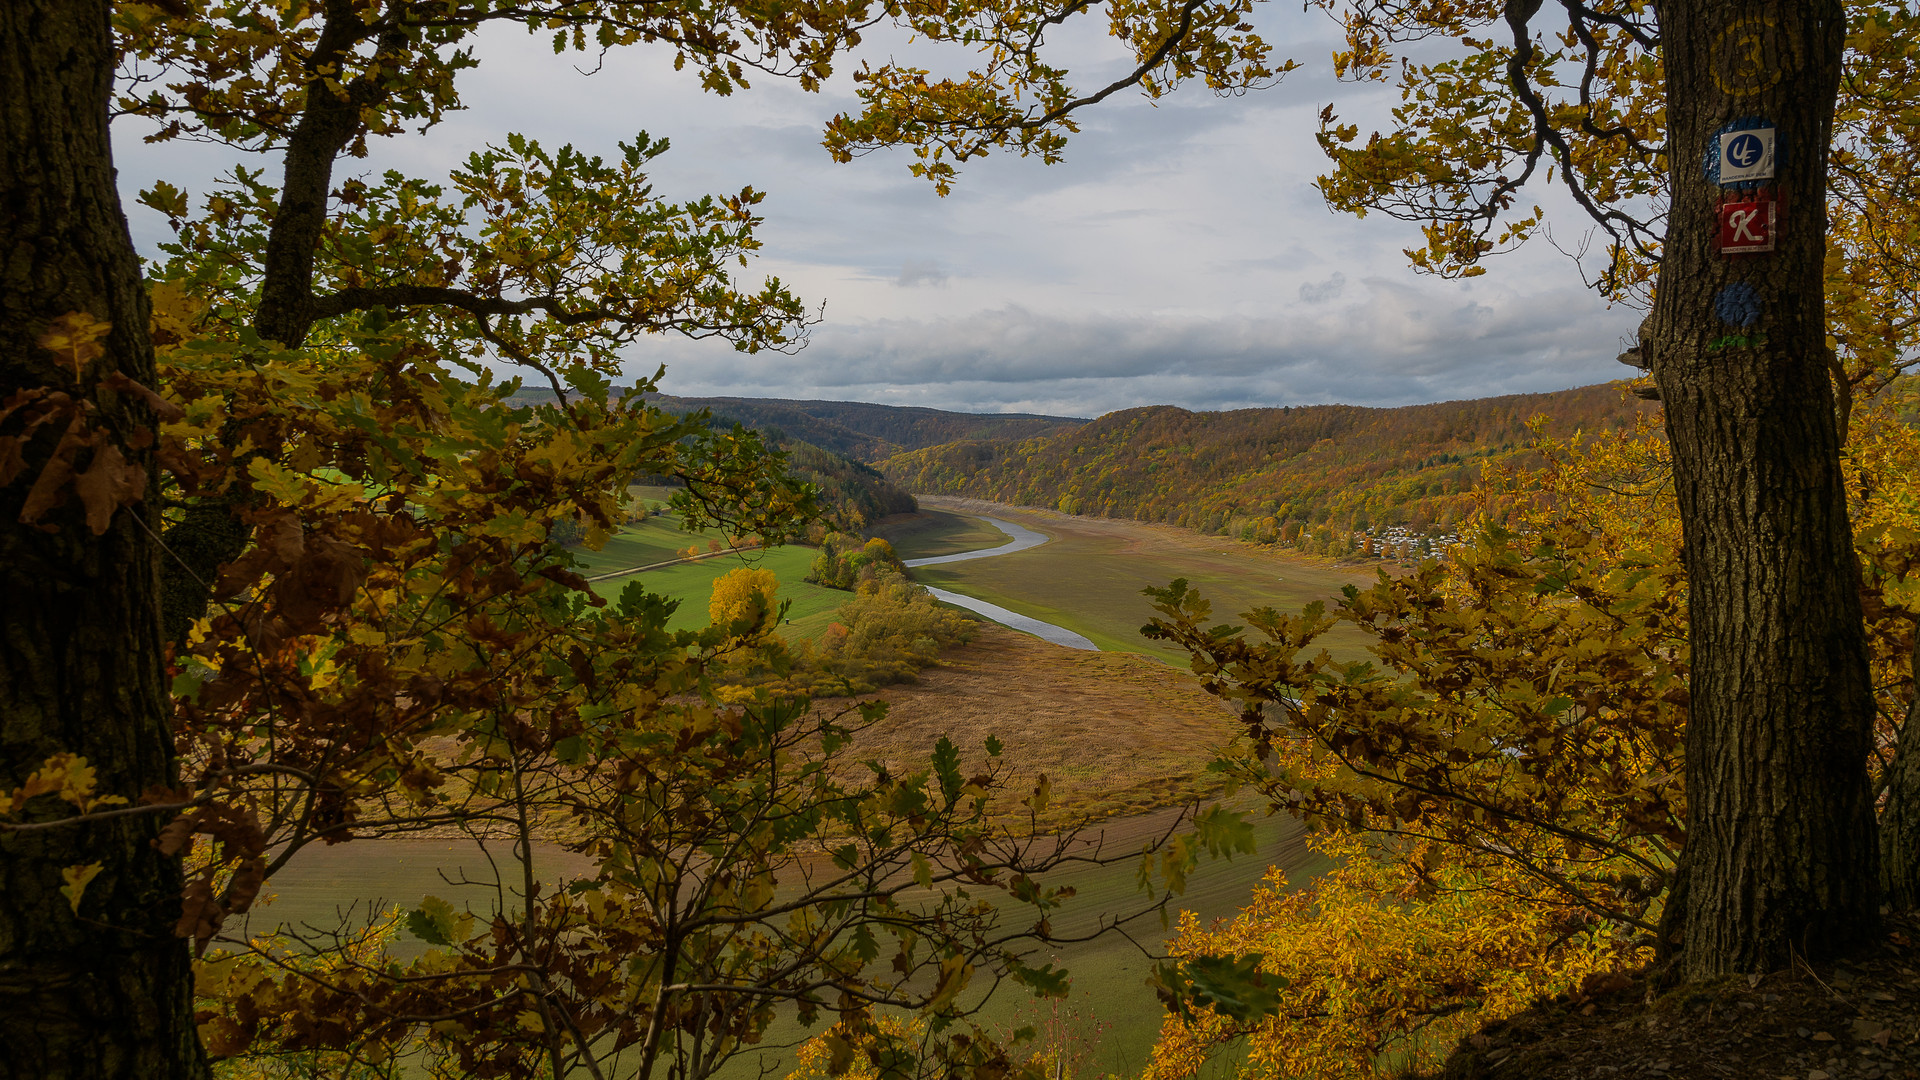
[6,2,1920,1080]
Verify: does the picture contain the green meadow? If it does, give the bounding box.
[254,806,1325,1080]
[570,513,851,640]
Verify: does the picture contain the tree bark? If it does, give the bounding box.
[1881,634,1920,911]
[0,2,208,1076]
[1651,0,1882,976]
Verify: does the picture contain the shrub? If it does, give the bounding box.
[807,533,908,590]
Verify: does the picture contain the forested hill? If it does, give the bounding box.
[879,383,1657,541]
[501,386,917,533]
[643,394,1087,460]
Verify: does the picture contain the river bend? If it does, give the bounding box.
[904,515,1098,651]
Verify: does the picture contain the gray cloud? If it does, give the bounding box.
[895,260,950,288]
[1298,271,1346,304]
[648,279,1640,416]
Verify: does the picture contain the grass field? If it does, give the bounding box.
[568,514,712,575]
[908,497,1383,666]
[627,483,683,506]
[874,508,1012,560]
[571,514,852,640]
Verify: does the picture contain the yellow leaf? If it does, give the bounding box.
[37,312,112,378]
[60,862,104,914]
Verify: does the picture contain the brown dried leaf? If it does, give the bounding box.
[155,812,199,857]
[197,1015,251,1058]
[0,436,24,488]
[174,875,224,947]
[17,413,90,525]
[272,534,368,632]
[73,440,146,535]
[225,857,266,914]
[259,511,306,564]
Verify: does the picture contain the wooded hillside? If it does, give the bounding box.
[645,393,1086,459]
[879,383,1656,541]
[506,387,918,532]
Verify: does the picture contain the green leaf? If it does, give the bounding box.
[1188,953,1286,1022]
[932,736,962,805]
[1192,805,1257,860]
[405,895,465,947]
[1011,960,1071,998]
[1155,953,1287,1024]
[851,922,880,964]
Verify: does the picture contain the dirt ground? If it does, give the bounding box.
[1421,914,1920,1080]
[819,622,1247,826]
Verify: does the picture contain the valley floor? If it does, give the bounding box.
[815,622,1245,825]
[894,495,1383,665]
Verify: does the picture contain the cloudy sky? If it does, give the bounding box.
[112,6,1641,419]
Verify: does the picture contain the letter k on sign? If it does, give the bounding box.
[1717,194,1777,254]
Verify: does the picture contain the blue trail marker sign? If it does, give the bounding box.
[1719,127,1776,184]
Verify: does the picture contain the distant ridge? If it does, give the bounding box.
[497,385,924,532]
[879,382,1658,543]
[643,394,1087,462]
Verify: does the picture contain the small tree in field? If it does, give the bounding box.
[708,566,782,629]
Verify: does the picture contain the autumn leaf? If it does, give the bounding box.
[59,863,104,914]
[37,311,111,378]
[72,440,145,534]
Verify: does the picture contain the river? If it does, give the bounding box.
[903,514,1098,651]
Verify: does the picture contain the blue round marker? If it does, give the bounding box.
[1714,282,1763,329]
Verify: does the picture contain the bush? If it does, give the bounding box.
[723,572,975,698]
[807,533,909,590]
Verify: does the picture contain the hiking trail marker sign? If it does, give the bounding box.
[1718,193,1777,254]
[1717,127,1776,184]
[1708,118,1780,256]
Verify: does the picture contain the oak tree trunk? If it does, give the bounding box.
[0,2,208,1075]
[1651,0,1882,976]
[1880,636,1920,910]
